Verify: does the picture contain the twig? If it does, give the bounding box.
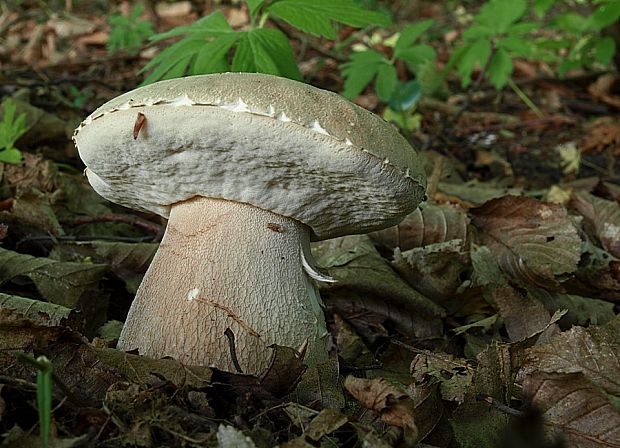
[17,235,156,247]
[62,213,162,234]
[476,394,524,417]
[507,78,543,119]
[223,328,243,374]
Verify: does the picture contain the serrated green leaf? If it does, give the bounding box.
[267,0,390,39]
[141,38,204,84]
[594,36,616,65]
[396,44,436,74]
[192,33,239,73]
[341,50,386,99]
[232,28,301,80]
[455,40,491,88]
[394,19,434,55]
[375,63,397,101]
[475,0,527,34]
[150,11,232,42]
[487,48,512,89]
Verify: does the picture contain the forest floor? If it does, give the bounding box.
[0,1,619,447]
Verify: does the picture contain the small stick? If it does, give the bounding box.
[476,394,524,417]
[224,328,243,374]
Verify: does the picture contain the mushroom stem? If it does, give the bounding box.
[117,197,329,374]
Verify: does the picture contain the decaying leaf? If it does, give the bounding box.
[393,239,470,306]
[529,287,615,327]
[410,352,473,404]
[370,201,469,252]
[491,286,552,342]
[0,292,78,327]
[53,241,158,293]
[0,246,108,308]
[570,191,620,258]
[471,196,582,289]
[0,309,123,406]
[438,181,523,206]
[521,316,620,446]
[0,188,64,237]
[304,408,348,441]
[344,376,419,439]
[524,372,620,447]
[313,235,444,339]
[333,314,375,367]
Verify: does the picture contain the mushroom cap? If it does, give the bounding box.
[74,73,426,240]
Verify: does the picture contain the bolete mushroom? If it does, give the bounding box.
[74,73,426,374]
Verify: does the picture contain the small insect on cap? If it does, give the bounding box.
[73,73,426,240]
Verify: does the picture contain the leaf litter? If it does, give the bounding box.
[0,1,619,447]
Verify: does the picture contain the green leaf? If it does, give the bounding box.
[0,247,108,309]
[396,44,436,74]
[107,4,154,53]
[150,11,232,42]
[375,63,397,101]
[192,33,239,73]
[462,24,494,40]
[246,0,265,19]
[534,0,557,17]
[394,19,434,55]
[341,50,386,99]
[594,36,616,65]
[554,12,587,33]
[506,22,539,35]
[487,48,513,89]
[475,0,527,34]
[0,98,26,162]
[267,0,390,39]
[0,148,23,164]
[584,1,620,31]
[455,40,491,87]
[497,36,532,57]
[141,38,204,84]
[232,28,301,80]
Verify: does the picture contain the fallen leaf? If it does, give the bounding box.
[0,292,77,327]
[370,201,469,252]
[570,191,620,258]
[524,372,620,447]
[471,196,582,289]
[344,376,418,439]
[304,408,348,441]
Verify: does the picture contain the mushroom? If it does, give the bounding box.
[73,73,426,374]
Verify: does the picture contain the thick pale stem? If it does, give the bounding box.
[117,197,328,374]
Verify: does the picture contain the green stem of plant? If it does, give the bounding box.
[258,12,270,28]
[36,356,53,448]
[507,77,544,119]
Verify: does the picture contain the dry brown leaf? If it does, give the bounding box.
[523,372,620,447]
[570,191,620,258]
[471,196,582,289]
[344,376,418,439]
[588,73,620,110]
[370,201,469,252]
[491,285,552,342]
